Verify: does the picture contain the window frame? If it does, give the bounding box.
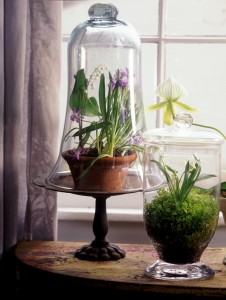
[58,0,226,222]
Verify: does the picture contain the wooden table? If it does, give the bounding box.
[14,241,226,298]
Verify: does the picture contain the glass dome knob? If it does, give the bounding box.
[88,3,118,19]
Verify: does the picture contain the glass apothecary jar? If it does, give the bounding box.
[142,117,224,281]
[47,3,145,193]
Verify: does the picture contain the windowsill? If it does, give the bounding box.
[57,207,225,226]
[58,207,143,222]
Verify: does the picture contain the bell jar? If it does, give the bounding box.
[142,115,225,281]
[47,3,145,193]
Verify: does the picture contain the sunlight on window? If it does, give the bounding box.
[58,0,226,217]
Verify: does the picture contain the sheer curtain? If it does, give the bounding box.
[0,0,62,263]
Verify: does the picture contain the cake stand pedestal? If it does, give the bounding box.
[33,173,142,261]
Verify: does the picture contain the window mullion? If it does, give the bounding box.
[156,0,166,127]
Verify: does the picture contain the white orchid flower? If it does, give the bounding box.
[146,76,198,126]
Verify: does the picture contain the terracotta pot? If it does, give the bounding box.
[62,150,137,192]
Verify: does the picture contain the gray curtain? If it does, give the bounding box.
[0,0,62,260]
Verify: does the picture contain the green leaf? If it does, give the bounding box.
[99,73,106,118]
[81,132,91,145]
[69,92,80,111]
[69,69,87,111]
[83,97,101,117]
[69,68,102,117]
[197,173,216,181]
[221,181,226,190]
[71,121,111,137]
[75,69,86,89]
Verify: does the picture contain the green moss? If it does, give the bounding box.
[144,187,219,249]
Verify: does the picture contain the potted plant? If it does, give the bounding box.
[62,65,144,192]
[144,154,219,272]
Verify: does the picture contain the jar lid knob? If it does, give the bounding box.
[175,113,193,128]
[88,3,118,19]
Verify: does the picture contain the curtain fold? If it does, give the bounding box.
[0,0,61,257]
[0,0,3,260]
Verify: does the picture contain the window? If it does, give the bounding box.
[58,0,226,221]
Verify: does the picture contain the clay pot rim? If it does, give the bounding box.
[62,149,137,163]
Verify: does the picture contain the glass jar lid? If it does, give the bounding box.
[142,114,225,146]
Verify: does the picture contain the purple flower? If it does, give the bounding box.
[128,132,142,145]
[118,67,129,88]
[72,147,84,160]
[123,108,129,119]
[72,149,81,160]
[70,109,84,123]
[110,68,129,90]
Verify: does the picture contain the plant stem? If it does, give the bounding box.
[193,122,226,140]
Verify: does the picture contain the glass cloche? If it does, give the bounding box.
[46,3,145,194]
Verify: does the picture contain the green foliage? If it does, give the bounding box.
[151,154,216,203]
[144,155,219,254]
[65,66,143,158]
[144,187,219,248]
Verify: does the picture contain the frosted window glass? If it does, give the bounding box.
[165,43,226,168]
[166,0,226,36]
[141,43,158,130]
[62,0,159,36]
